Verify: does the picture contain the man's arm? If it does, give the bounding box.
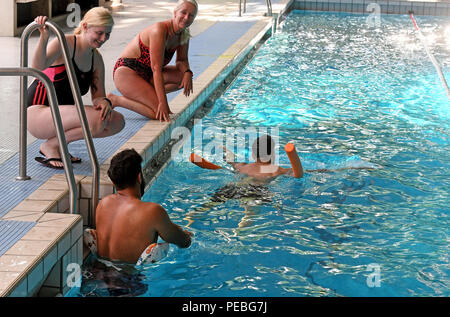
[151,204,191,248]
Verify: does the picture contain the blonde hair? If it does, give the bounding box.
[174,0,198,45]
[74,7,114,35]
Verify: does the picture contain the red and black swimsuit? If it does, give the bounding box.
[27,35,94,107]
[113,24,179,83]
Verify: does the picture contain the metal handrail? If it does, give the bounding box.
[0,67,78,213]
[239,0,247,16]
[239,0,272,16]
[266,0,273,16]
[17,21,100,222]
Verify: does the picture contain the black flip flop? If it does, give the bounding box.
[35,156,64,169]
[39,150,81,164]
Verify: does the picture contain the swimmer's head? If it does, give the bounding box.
[74,7,114,47]
[108,149,143,191]
[173,0,198,44]
[252,135,275,163]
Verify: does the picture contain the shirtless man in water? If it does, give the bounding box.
[225,134,377,181]
[96,149,192,263]
[225,134,299,181]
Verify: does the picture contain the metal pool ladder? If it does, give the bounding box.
[239,0,273,16]
[0,21,100,222]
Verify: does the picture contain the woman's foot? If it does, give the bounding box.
[38,142,82,168]
[38,142,63,168]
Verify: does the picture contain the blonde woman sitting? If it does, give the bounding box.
[109,0,198,122]
[27,7,125,169]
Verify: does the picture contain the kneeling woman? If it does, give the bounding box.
[28,7,125,169]
[109,0,198,122]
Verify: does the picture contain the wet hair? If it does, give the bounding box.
[174,0,198,45]
[74,7,114,35]
[252,135,275,163]
[107,149,142,190]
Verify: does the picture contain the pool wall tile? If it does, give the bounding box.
[42,259,62,289]
[413,3,425,15]
[342,3,349,13]
[27,261,43,295]
[61,252,70,289]
[70,221,83,246]
[57,232,71,258]
[303,1,312,10]
[353,2,364,13]
[329,1,337,11]
[43,245,57,277]
[79,199,89,223]
[390,2,401,14]
[424,2,436,16]
[76,237,83,267]
[8,277,27,297]
[57,195,69,213]
[293,0,450,16]
[400,1,413,14]
[437,3,448,16]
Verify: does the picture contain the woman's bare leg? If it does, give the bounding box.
[107,93,157,119]
[27,104,125,167]
[111,66,184,119]
[112,67,160,118]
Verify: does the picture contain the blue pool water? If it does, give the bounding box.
[69,11,449,297]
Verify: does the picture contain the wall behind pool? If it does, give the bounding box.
[293,0,450,16]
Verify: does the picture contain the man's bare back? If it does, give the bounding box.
[230,162,291,181]
[97,195,157,263]
[96,149,191,263]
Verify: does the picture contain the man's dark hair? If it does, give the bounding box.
[107,149,143,190]
[252,134,275,163]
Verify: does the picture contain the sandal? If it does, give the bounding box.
[39,150,81,164]
[35,156,64,169]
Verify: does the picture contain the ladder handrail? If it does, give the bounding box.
[239,0,272,16]
[0,67,78,214]
[18,21,100,221]
[239,0,247,16]
[266,0,273,16]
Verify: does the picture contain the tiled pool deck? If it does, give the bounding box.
[0,0,449,297]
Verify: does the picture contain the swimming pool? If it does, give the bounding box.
[69,11,449,297]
